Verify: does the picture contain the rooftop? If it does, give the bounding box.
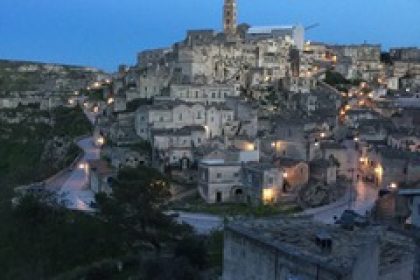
[227,217,414,276]
[247,25,297,34]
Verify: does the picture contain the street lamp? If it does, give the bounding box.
[96,136,105,146]
[390,182,398,189]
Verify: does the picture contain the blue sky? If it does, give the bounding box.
[0,0,419,71]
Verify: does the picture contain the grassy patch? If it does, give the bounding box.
[171,194,302,217]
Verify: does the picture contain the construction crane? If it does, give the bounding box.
[305,23,320,31]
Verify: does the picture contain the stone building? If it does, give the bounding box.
[135,101,234,140]
[274,157,309,191]
[156,83,240,104]
[88,160,116,195]
[223,218,415,280]
[198,160,243,203]
[310,159,338,185]
[331,44,383,81]
[152,126,207,167]
[362,147,420,188]
[241,162,284,205]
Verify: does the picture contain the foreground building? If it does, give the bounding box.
[223,218,415,280]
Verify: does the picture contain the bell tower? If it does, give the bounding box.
[223,0,237,35]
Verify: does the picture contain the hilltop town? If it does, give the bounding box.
[2,0,420,279]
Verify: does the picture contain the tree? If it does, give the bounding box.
[175,236,208,269]
[96,166,187,252]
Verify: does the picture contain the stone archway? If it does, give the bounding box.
[232,187,244,203]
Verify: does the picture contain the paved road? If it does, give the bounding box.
[54,107,100,211]
[173,211,224,235]
[57,137,99,211]
[304,140,378,224]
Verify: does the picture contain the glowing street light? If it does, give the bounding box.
[96,136,105,146]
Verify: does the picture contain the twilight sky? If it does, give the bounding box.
[0,0,419,71]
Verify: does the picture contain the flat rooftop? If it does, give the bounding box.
[226,218,414,276]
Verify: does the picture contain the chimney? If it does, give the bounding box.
[315,230,333,253]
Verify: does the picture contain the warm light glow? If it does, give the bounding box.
[340,109,346,116]
[345,105,351,111]
[283,172,288,179]
[375,164,383,178]
[263,188,274,203]
[107,97,114,105]
[96,136,105,146]
[390,182,398,189]
[68,99,75,105]
[359,157,368,164]
[360,82,367,88]
[93,106,99,113]
[79,163,86,169]
[320,132,326,138]
[358,100,365,106]
[354,137,359,142]
[245,143,255,151]
[74,91,79,96]
[348,93,353,98]
[271,142,276,148]
[368,93,374,98]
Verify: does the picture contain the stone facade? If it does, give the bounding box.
[223,218,381,280]
[198,160,243,203]
[135,101,234,140]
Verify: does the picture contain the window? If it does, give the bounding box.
[212,92,216,98]
[159,116,163,122]
[141,116,145,121]
[217,173,222,179]
[418,204,420,216]
[197,138,201,144]
[178,113,182,121]
[234,172,239,177]
[197,111,202,119]
[268,177,274,184]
